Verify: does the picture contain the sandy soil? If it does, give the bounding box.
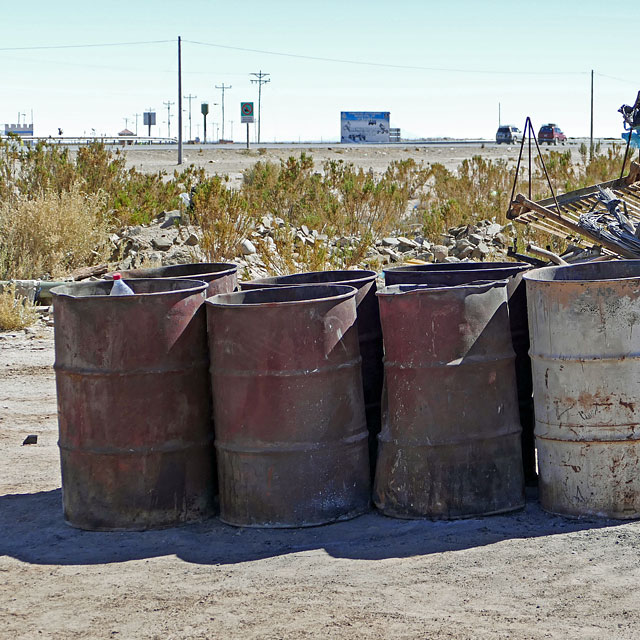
[120,142,594,186]
[2,323,640,639]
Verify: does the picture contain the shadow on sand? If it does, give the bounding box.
[0,487,620,567]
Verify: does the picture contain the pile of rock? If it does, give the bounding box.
[110,209,517,279]
[109,210,206,271]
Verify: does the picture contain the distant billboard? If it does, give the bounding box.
[143,112,156,126]
[4,123,33,136]
[341,111,390,143]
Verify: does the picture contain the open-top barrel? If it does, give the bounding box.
[375,281,525,519]
[206,284,370,527]
[52,278,215,531]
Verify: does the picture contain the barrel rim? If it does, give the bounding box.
[105,262,238,281]
[384,261,530,276]
[51,278,208,298]
[206,283,358,308]
[376,279,509,297]
[240,268,377,289]
[524,259,640,284]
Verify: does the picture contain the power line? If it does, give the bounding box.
[595,72,640,86]
[0,39,173,52]
[184,94,197,142]
[186,39,587,76]
[215,83,232,142]
[250,71,270,144]
[163,100,174,138]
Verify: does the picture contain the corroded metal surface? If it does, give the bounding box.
[108,263,238,296]
[525,259,640,518]
[384,261,536,484]
[374,281,524,519]
[206,284,370,527]
[240,270,383,471]
[52,278,215,531]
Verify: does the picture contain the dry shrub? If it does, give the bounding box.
[418,147,632,251]
[0,186,111,280]
[191,176,254,261]
[0,285,37,331]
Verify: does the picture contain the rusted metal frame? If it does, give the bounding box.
[612,189,640,218]
[527,219,584,243]
[525,166,640,214]
[513,195,637,257]
[517,211,578,239]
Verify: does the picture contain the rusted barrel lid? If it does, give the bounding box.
[106,262,237,280]
[524,259,640,283]
[377,279,509,296]
[384,261,530,286]
[241,269,376,288]
[206,283,358,307]
[52,278,208,298]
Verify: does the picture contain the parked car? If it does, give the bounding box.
[538,124,567,145]
[496,125,521,144]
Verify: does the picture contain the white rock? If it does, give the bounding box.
[240,239,257,255]
[432,245,449,262]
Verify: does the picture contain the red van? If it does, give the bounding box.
[538,124,567,145]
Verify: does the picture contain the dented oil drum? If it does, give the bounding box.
[374,281,525,519]
[240,270,383,470]
[206,284,370,527]
[525,260,640,518]
[52,278,215,531]
[108,263,238,296]
[384,261,536,484]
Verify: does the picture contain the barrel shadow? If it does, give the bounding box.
[0,489,617,566]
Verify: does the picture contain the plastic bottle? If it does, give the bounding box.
[110,273,135,296]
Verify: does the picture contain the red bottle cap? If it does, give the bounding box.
[112,273,122,280]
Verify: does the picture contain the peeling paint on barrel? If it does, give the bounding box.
[525,260,640,518]
[239,270,383,473]
[384,261,536,484]
[374,281,524,519]
[206,284,370,528]
[52,278,215,531]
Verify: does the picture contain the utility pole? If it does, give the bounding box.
[123,117,129,131]
[178,35,183,164]
[163,100,175,138]
[250,70,270,144]
[133,113,141,136]
[230,120,234,141]
[184,93,197,141]
[590,69,594,160]
[498,102,501,127]
[215,83,232,141]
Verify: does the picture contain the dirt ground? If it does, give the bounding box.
[121,141,595,187]
[3,142,640,639]
[2,323,640,640]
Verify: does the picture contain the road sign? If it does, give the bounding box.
[241,102,254,123]
[201,102,209,116]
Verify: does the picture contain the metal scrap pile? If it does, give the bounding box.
[508,162,640,260]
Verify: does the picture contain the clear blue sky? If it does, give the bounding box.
[2,0,639,141]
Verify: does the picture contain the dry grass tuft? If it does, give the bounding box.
[0,285,37,331]
[0,186,112,280]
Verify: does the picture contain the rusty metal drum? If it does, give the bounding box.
[206,284,370,527]
[240,270,383,471]
[384,261,536,484]
[108,263,238,296]
[525,260,640,518]
[52,278,215,531]
[374,281,525,519]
